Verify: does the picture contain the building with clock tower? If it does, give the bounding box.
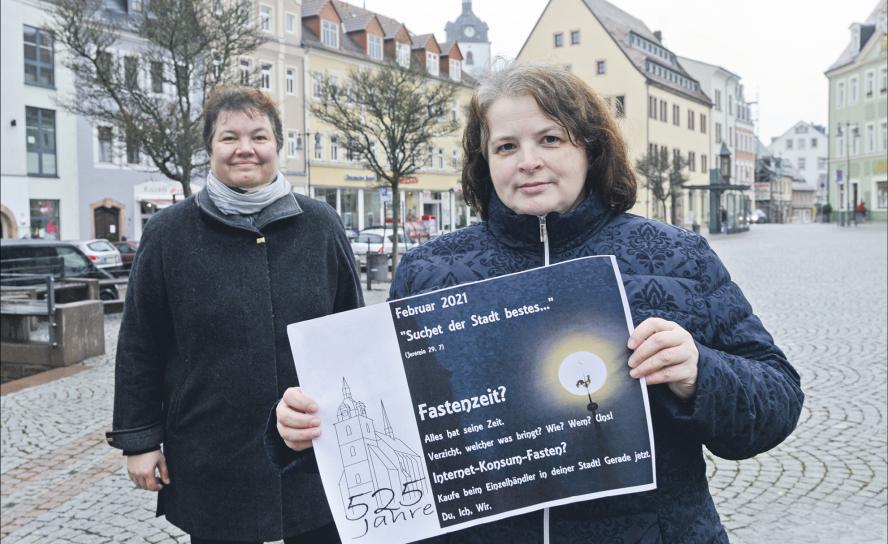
[445,1,491,79]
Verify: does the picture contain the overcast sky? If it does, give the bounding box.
[361,0,881,142]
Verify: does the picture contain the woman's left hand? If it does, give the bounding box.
[627,317,699,400]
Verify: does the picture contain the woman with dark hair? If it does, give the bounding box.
[107,87,362,543]
[276,64,803,542]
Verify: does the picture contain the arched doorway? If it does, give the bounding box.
[91,199,125,241]
[0,205,18,239]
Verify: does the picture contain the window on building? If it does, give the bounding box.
[865,70,875,97]
[437,148,444,169]
[876,181,888,209]
[321,19,339,48]
[728,95,733,115]
[285,12,296,33]
[287,130,300,158]
[23,25,54,87]
[701,154,708,173]
[554,32,563,47]
[368,34,383,61]
[786,139,793,149]
[596,60,606,75]
[426,52,439,76]
[880,120,887,151]
[659,145,668,168]
[688,151,696,172]
[259,5,271,32]
[837,80,846,107]
[313,133,323,160]
[865,123,875,153]
[286,67,295,95]
[260,63,272,90]
[97,126,113,163]
[811,138,818,148]
[26,107,57,176]
[798,138,805,149]
[714,89,721,111]
[614,95,625,118]
[150,61,164,93]
[397,42,410,68]
[849,76,858,103]
[880,67,887,93]
[30,199,61,239]
[449,59,461,82]
[465,50,474,66]
[659,99,667,122]
[700,113,707,134]
[715,122,722,143]
[836,134,844,157]
[124,56,139,90]
[124,128,139,164]
[239,58,251,86]
[312,72,323,99]
[672,104,680,126]
[798,157,806,170]
[818,157,827,169]
[452,148,460,169]
[687,109,695,130]
[648,96,656,119]
[330,134,339,161]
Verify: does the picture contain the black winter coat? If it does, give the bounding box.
[389,192,804,543]
[107,191,363,541]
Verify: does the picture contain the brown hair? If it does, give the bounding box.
[203,86,283,155]
[461,64,636,219]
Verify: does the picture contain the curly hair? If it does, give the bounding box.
[461,64,636,219]
[203,86,284,155]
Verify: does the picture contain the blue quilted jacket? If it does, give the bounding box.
[390,192,804,543]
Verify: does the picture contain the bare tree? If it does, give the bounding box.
[635,149,688,224]
[50,0,267,197]
[311,62,460,269]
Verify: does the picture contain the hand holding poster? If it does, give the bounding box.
[287,256,656,543]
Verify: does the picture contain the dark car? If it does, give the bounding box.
[0,239,120,300]
[113,240,140,270]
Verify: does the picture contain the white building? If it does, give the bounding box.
[1,0,81,240]
[678,56,757,187]
[444,0,490,79]
[768,121,829,206]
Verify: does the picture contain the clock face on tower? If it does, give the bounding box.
[464,26,475,38]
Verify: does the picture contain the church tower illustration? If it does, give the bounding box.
[334,378,429,513]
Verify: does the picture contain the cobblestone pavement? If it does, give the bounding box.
[1,224,885,543]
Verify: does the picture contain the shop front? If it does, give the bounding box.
[132,180,203,240]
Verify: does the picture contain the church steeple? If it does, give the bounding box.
[380,401,394,439]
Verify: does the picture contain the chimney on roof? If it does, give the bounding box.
[653,30,662,43]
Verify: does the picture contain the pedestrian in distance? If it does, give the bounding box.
[855,200,866,226]
[106,87,363,544]
[273,64,804,543]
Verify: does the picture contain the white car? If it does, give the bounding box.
[68,239,123,269]
[350,228,417,268]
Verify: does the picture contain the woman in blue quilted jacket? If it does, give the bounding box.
[276,64,804,543]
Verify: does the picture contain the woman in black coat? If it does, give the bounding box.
[106,87,363,543]
[274,65,803,543]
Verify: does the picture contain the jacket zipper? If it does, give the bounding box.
[539,216,550,267]
[540,214,551,544]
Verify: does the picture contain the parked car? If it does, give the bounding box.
[113,240,140,270]
[69,239,123,270]
[749,209,768,224]
[349,227,417,269]
[0,239,120,300]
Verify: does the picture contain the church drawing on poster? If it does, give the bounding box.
[334,378,429,512]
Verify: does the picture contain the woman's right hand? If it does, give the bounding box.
[276,387,322,452]
[127,450,170,492]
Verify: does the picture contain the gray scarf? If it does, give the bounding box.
[205,170,292,215]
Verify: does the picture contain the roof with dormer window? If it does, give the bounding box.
[826,0,887,73]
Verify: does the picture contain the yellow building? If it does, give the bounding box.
[300,0,477,235]
[517,0,712,226]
